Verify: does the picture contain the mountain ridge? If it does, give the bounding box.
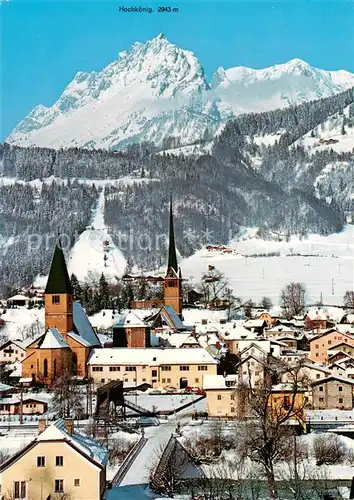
[7,35,354,150]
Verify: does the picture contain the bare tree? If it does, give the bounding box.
[343,290,354,309]
[313,434,347,466]
[280,282,306,318]
[237,358,308,500]
[199,268,230,307]
[51,370,84,418]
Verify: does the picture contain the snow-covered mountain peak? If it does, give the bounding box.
[7,38,354,150]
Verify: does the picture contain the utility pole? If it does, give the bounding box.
[19,383,23,425]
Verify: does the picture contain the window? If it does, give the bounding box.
[231,395,235,400]
[101,379,105,384]
[319,386,323,392]
[217,395,222,400]
[56,456,63,467]
[74,479,80,487]
[319,397,324,402]
[92,366,103,372]
[328,340,332,345]
[315,353,319,358]
[161,366,171,371]
[231,407,235,413]
[195,378,199,383]
[316,374,321,379]
[109,366,120,372]
[142,378,146,382]
[167,378,171,383]
[37,456,45,467]
[315,344,319,348]
[283,396,290,409]
[339,398,343,404]
[43,358,48,378]
[198,366,208,371]
[180,366,189,371]
[55,479,64,493]
[14,481,26,499]
[152,370,157,377]
[126,366,136,372]
[162,378,166,383]
[339,386,343,392]
[52,295,60,304]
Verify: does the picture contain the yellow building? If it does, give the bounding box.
[0,419,107,500]
[203,374,239,418]
[88,347,217,390]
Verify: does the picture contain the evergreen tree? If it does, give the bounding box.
[98,272,110,310]
[70,273,83,302]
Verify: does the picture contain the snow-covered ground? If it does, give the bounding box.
[294,105,354,154]
[67,190,127,283]
[0,307,44,342]
[181,225,354,305]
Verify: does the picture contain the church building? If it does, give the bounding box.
[22,240,101,384]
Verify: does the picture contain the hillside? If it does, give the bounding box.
[0,88,353,289]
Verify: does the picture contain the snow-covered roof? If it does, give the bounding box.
[272,383,306,392]
[88,347,217,366]
[113,311,148,328]
[203,374,238,390]
[0,339,26,350]
[38,328,69,349]
[311,374,354,386]
[0,383,12,392]
[6,294,31,302]
[267,325,296,334]
[156,332,193,348]
[244,319,266,328]
[67,331,92,347]
[73,302,101,346]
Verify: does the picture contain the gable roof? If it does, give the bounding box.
[37,328,69,349]
[311,374,354,387]
[0,419,107,473]
[45,238,73,294]
[73,302,101,346]
[148,305,187,331]
[113,311,148,328]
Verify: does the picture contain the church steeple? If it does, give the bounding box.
[45,237,73,295]
[164,194,182,316]
[44,237,73,334]
[167,193,178,273]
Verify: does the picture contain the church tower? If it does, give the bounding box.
[164,195,183,316]
[44,238,74,336]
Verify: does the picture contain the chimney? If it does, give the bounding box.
[64,418,74,435]
[38,418,47,435]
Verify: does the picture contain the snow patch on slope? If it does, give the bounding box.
[67,190,127,283]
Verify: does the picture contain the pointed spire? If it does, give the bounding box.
[167,193,178,273]
[45,236,73,294]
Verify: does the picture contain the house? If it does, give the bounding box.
[21,239,101,384]
[243,319,267,335]
[0,340,26,364]
[0,383,13,397]
[0,395,48,415]
[305,309,332,330]
[256,311,277,328]
[311,374,354,410]
[218,324,257,354]
[237,355,266,388]
[6,294,32,308]
[0,418,107,499]
[87,347,218,390]
[148,305,189,333]
[112,311,151,348]
[203,376,305,421]
[309,330,354,364]
[203,374,239,418]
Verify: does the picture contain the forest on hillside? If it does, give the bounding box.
[0,87,353,289]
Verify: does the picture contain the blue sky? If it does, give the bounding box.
[1,0,353,140]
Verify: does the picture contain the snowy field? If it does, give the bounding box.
[182,225,354,305]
